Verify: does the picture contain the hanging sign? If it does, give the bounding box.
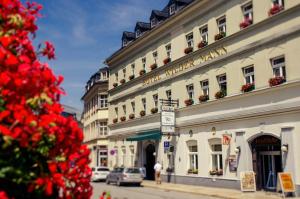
[222,134,231,145]
[240,171,256,192]
[161,105,175,133]
[277,172,295,196]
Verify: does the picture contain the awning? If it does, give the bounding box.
[126,130,161,141]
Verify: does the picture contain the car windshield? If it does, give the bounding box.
[115,167,124,173]
[97,168,109,171]
[125,168,140,173]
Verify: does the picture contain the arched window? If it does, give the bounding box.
[186,140,198,171]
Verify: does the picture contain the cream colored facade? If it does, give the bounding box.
[106,0,300,193]
[82,67,109,168]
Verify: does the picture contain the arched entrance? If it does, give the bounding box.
[250,135,282,191]
[145,144,155,180]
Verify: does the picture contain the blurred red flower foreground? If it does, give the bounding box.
[0,0,92,198]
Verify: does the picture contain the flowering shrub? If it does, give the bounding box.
[139,69,146,76]
[99,191,111,199]
[214,31,226,41]
[120,116,126,122]
[129,74,135,80]
[140,110,146,117]
[198,95,209,102]
[120,79,125,84]
[0,1,92,198]
[241,83,255,93]
[198,41,208,49]
[215,90,227,99]
[239,18,252,29]
[151,107,158,114]
[184,99,194,106]
[113,83,118,88]
[269,76,285,87]
[163,57,171,65]
[129,113,135,119]
[113,118,118,124]
[150,63,157,71]
[268,4,284,16]
[184,47,193,54]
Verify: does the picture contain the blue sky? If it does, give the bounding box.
[32,0,169,110]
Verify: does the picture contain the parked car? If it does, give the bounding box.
[106,167,143,186]
[91,167,110,182]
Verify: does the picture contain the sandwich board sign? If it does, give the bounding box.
[240,171,256,192]
[277,172,296,197]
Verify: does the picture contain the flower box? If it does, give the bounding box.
[214,31,226,41]
[113,118,118,124]
[184,99,194,106]
[198,41,208,49]
[239,18,252,29]
[188,169,198,174]
[120,79,125,84]
[241,83,255,93]
[163,57,171,65]
[184,47,193,55]
[150,63,157,71]
[151,107,158,114]
[113,83,118,88]
[140,110,146,117]
[198,95,209,102]
[209,170,217,175]
[139,69,146,76]
[269,76,285,87]
[120,116,126,122]
[215,90,226,99]
[216,170,223,176]
[129,75,135,80]
[129,113,135,119]
[268,4,284,16]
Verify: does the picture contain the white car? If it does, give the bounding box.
[91,167,110,182]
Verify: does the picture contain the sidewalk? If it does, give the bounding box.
[142,180,293,199]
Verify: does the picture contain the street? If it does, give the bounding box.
[91,182,219,199]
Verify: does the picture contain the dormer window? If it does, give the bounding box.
[169,4,176,15]
[151,18,157,28]
[136,29,141,38]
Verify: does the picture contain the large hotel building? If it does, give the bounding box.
[105,0,300,193]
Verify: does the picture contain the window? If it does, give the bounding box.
[115,107,118,118]
[136,29,141,38]
[200,25,208,43]
[217,16,226,33]
[102,72,108,80]
[153,94,158,108]
[211,143,223,171]
[123,68,126,79]
[129,146,135,167]
[122,105,126,115]
[243,66,255,84]
[271,56,286,78]
[98,146,108,167]
[186,84,194,99]
[115,73,118,82]
[99,94,108,108]
[169,4,176,15]
[151,18,157,28]
[122,39,127,47]
[187,141,198,171]
[272,0,284,6]
[142,57,146,71]
[186,33,194,48]
[217,74,227,94]
[201,80,209,96]
[166,44,171,58]
[242,2,253,20]
[114,146,119,167]
[153,51,158,63]
[131,101,135,113]
[166,90,172,101]
[131,64,135,75]
[97,121,107,136]
[142,98,146,111]
[121,147,126,166]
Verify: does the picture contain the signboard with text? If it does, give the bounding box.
[277,172,295,195]
[240,171,256,192]
[161,105,175,133]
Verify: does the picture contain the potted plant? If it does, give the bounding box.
[214,31,226,41]
[241,83,255,93]
[215,90,226,99]
[268,4,284,16]
[216,169,223,176]
[120,116,126,122]
[129,74,135,80]
[198,41,208,49]
[140,110,146,117]
[239,18,252,29]
[198,95,209,102]
[151,107,158,114]
[120,79,125,84]
[184,99,194,106]
[184,46,193,55]
[163,57,171,65]
[113,82,118,88]
[209,170,217,175]
[113,118,118,124]
[187,169,193,174]
[129,113,135,120]
[139,69,146,76]
[269,76,285,87]
[150,63,157,71]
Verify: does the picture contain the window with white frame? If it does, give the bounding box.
[131,101,135,113]
[271,56,286,78]
[243,66,255,84]
[122,105,126,115]
[169,4,176,15]
[153,94,158,108]
[123,68,126,79]
[115,73,118,82]
[99,94,108,108]
[142,98,146,111]
[272,0,284,6]
[166,44,171,58]
[142,57,146,71]
[102,72,108,80]
[186,33,194,48]
[242,2,253,20]
[187,140,198,171]
[129,146,135,167]
[131,64,135,75]
[97,121,107,136]
[98,146,108,167]
[153,51,158,63]
[166,90,172,101]
[115,107,118,118]
[210,141,223,171]
[217,74,227,94]
[217,16,226,33]
[200,25,208,43]
[201,80,209,96]
[186,84,194,100]
[122,39,127,47]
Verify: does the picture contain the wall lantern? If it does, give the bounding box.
[189,130,193,137]
[153,152,157,156]
[234,146,241,154]
[281,144,288,153]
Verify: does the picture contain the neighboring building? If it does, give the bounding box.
[105,0,300,194]
[62,104,83,128]
[81,67,109,168]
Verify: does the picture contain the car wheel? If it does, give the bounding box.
[117,179,122,186]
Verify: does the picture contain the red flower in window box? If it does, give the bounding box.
[113,118,118,123]
[120,116,126,122]
[198,95,209,102]
[129,113,135,119]
[113,83,118,88]
[140,110,146,117]
[151,107,158,114]
[214,31,226,41]
[184,47,193,55]
[129,75,135,80]
[163,57,171,65]
[120,79,125,84]
[139,69,146,76]
[268,4,284,16]
[184,99,194,106]
[269,76,285,87]
[198,41,208,49]
[150,63,157,71]
[239,18,253,29]
[215,90,226,99]
[241,83,255,93]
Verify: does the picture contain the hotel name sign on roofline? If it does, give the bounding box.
[143,46,227,86]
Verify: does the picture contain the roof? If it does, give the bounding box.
[135,22,151,31]
[122,31,136,40]
[150,10,169,19]
[167,0,194,6]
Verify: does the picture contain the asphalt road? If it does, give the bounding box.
[91,182,218,199]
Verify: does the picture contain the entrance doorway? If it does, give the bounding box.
[250,135,282,191]
[145,144,155,180]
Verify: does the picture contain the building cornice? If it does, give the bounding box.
[81,80,108,100]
